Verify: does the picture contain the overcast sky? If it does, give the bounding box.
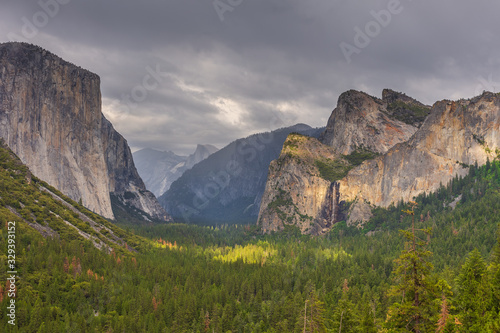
[1,0,500,155]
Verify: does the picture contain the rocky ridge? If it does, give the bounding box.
[382,89,431,128]
[0,42,168,221]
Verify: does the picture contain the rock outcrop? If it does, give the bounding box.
[258,134,347,234]
[320,90,426,154]
[259,89,428,233]
[342,93,500,224]
[382,89,431,128]
[0,42,169,221]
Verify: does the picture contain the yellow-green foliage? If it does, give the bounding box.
[315,158,352,182]
[316,247,351,261]
[205,241,277,264]
[282,133,315,157]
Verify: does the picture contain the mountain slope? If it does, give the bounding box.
[0,42,168,222]
[159,124,324,225]
[0,139,149,254]
[382,88,431,127]
[133,144,218,197]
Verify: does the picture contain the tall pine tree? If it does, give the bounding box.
[385,202,437,332]
[456,249,493,332]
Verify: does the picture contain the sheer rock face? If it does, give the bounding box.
[0,42,168,221]
[342,93,500,224]
[320,90,421,155]
[258,134,346,235]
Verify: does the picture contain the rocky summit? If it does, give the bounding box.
[0,42,169,221]
[319,89,429,155]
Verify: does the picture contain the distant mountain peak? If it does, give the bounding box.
[185,144,219,170]
[133,143,219,198]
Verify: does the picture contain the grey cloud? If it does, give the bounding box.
[1,0,500,154]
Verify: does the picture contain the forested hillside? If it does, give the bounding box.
[1,142,500,331]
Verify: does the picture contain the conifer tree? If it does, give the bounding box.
[491,225,500,331]
[436,295,449,332]
[456,249,492,332]
[386,202,437,332]
[331,279,359,333]
[435,294,463,333]
[29,297,43,332]
[357,293,378,333]
[297,286,326,333]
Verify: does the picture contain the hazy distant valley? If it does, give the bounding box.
[133,144,219,197]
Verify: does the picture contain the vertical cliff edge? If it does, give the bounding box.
[0,42,169,221]
[258,134,349,234]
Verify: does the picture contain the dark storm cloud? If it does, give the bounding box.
[1,0,500,154]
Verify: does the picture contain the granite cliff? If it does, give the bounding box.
[259,89,428,234]
[319,89,429,154]
[341,92,500,224]
[258,134,348,234]
[0,42,169,221]
[258,89,500,234]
